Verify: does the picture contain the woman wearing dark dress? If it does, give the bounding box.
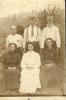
[3,43,22,93]
[40,38,59,89]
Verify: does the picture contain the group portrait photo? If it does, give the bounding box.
[0,0,65,96]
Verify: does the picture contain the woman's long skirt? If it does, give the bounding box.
[5,68,20,91]
[40,63,59,89]
[19,68,41,93]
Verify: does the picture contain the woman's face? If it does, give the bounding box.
[28,44,34,51]
[9,44,16,52]
[46,39,53,48]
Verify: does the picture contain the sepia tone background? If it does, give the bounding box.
[0,0,65,96]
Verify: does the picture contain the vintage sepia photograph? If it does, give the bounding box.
[0,0,65,96]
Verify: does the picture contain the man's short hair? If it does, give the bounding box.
[11,25,16,29]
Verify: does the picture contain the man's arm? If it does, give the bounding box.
[37,28,42,48]
[20,35,23,49]
[56,27,61,50]
[23,28,27,49]
[40,28,46,49]
[6,36,9,48]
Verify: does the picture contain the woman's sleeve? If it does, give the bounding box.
[2,54,7,69]
[23,28,27,49]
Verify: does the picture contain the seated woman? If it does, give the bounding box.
[2,43,22,93]
[19,42,41,94]
[40,38,59,89]
[44,38,58,65]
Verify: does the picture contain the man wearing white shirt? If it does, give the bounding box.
[6,25,23,56]
[23,17,41,53]
[41,15,61,51]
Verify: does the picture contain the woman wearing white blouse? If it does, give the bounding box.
[19,42,41,93]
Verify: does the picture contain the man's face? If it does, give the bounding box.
[47,16,53,24]
[30,19,36,26]
[11,27,17,35]
[28,44,34,51]
[47,20,53,24]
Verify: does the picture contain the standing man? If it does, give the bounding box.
[23,17,41,53]
[6,25,23,56]
[41,15,61,51]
